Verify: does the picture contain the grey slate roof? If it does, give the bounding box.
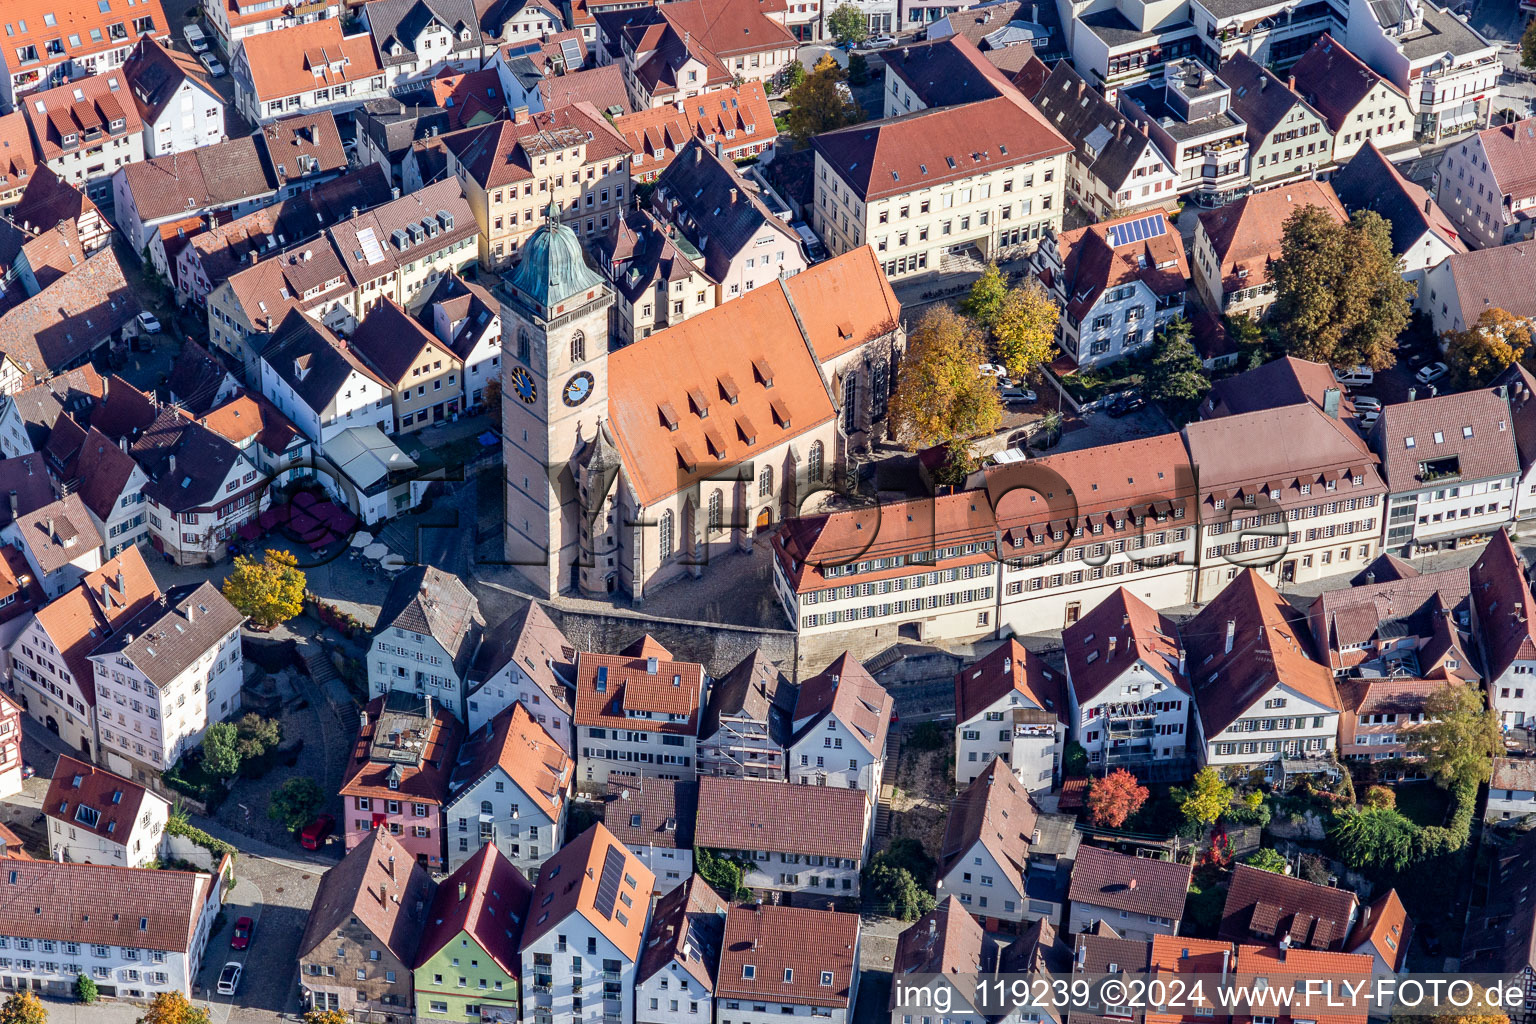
[1224,51,1321,141]
[652,141,799,282]
[699,647,794,745]
[131,411,251,514]
[88,581,243,687]
[368,0,485,66]
[262,309,388,417]
[1027,61,1157,192]
[376,565,485,682]
[1329,142,1465,259]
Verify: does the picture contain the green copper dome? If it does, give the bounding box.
[509,202,606,312]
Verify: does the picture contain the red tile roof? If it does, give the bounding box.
[0,0,171,79]
[22,70,145,163]
[1289,34,1406,136]
[1347,889,1411,972]
[1069,845,1191,922]
[340,692,466,805]
[238,20,383,103]
[1219,863,1358,950]
[1063,588,1189,706]
[1198,181,1346,297]
[414,843,532,975]
[0,859,213,954]
[298,827,434,965]
[792,652,891,757]
[1232,944,1374,1024]
[616,83,776,178]
[454,702,571,823]
[521,822,654,960]
[1470,529,1536,681]
[694,776,867,861]
[44,754,155,848]
[1476,117,1536,205]
[573,635,704,734]
[716,903,860,1008]
[955,638,1065,723]
[1369,388,1520,491]
[889,896,984,1009]
[1055,210,1188,321]
[637,874,726,989]
[0,113,38,197]
[940,757,1039,894]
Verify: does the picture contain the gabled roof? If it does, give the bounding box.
[700,647,794,745]
[376,564,484,681]
[65,427,143,524]
[341,691,466,804]
[44,754,158,848]
[12,494,101,575]
[1470,529,1536,681]
[1196,182,1346,297]
[573,635,704,734]
[87,582,245,689]
[0,859,213,954]
[637,874,727,989]
[694,776,867,861]
[367,0,484,65]
[1289,34,1405,136]
[468,600,575,718]
[238,20,384,103]
[165,340,237,418]
[1231,944,1374,1024]
[259,110,348,188]
[1223,51,1326,145]
[10,165,102,238]
[889,896,984,1009]
[520,822,654,960]
[791,652,891,757]
[22,70,145,163]
[652,142,800,282]
[130,411,252,514]
[262,309,390,415]
[1182,402,1377,491]
[940,758,1039,894]
[812,94,1071,203]
[199,390,306,456]
[1186,569,1341,737]
[414,843,532,974]
[956,638,1064,722]
[0,111,38,193]
[0,247,138,378]
[880,34,1018,107]
[1054,209,1188,321]
[1368,387,1520,490]
[715,904,859,1009]
[1029,61,1161,192]
[1308,564,1473,672]
[602,777,696,851]
[1203,356,1349,420]
[1464,827,1536,974]
[1440,242,1536,330]
[1219,862,1358,950]
[1347,889,1411,972]
[30,546,160,701]
[450,702,570,822]
[349,297,453,386]
[1473,117,1536,205]
[1493,756,1536,793]
[1069,845,1191,921]
[298,828,435,965]
[121,35,217,128]
[1063,588,1189,705]
[445,102,627,190]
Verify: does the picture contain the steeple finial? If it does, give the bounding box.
[546,200,562,224]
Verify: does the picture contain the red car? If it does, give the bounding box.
[299,814,335,850]
[230,917,254,951]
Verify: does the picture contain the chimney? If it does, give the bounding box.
[392,187,401,199]
[1225,619,1235,654]
[1177,648,1186,675]
[1128,878,1137,891]
[351,206,359,219]
[1366,571,1375,585]
[1425,197,1433,214]
[1322,386,1340,418]
[459,882,469,901]
[168,453,176,475]
[729,187,738,204]
[248,249,259,266]
[186,602,194,623]
[514,105,531,124]
[715,139,724,158]
[646,656,659,674]
[118,436,127,453]
[1220,949,1230,986]
[101,583,109,605]
[45,517,53,539]
[1002,655,1012,674]
[1107,636,1118,658]
[1259,76,1268,92]
[116,570,123,593]
[425,693,433,722]
[1408,387,1417,401]
[1287,74,1295,91]
[387,854,396,877]
[1279,934,1291,960]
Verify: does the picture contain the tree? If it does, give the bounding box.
[888,306,1003,451]
[1269,208,1414,370]
[202,721,241,779]
[137,993,210,1024]
[1226,312,1275,371]
[1178,767,1233,827]
[222,548,306,630]
[74,975,97,1005]
[1330,807,1418,872]
[304,1013,351,1024]
[777,61,807,93]
[1524,18,1536,71]
[783,56,862,146]
[1364,785,1396,809]
[993,281,1060,379]
[695,847,750,901]
[847,51,870,86]
[865,857,936,920]
[960,262,1009,329]
[1244,848,1289,874]
[235,712,281,760]
[269,777,325,832]
[1391,985,1509,1024]
[0,991,48,1024]
[1143,316,1209,416]
[1063,741,1088,778]
[1409,682,1503,790]
[1087,768,1149,829]
[1444,307,1534,388]
[827,4,868,46]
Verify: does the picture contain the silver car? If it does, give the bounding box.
[216,962,242,996]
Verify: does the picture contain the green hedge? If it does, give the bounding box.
[166,817,237,864]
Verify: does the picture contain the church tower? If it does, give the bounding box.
[499,204,614,598]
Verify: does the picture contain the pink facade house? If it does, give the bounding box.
[341,691,464,870]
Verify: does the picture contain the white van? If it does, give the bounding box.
[183,24,209,51]
[1334,365,1374,388]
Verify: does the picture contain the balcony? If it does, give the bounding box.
[1416,456,1461,484]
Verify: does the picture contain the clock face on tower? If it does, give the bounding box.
[563,371,594,407]
[510,367,538,404]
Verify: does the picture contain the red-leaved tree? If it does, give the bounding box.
[1087,768,1150,829]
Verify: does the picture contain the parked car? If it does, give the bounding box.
[861,34,897,48]
[1416,362,1448,385]
[1351,395,1382,412]
[1358,409,1380,431]
[230,917,254,951]
[978,363,1007,377]
[299,814,335,850]
[20,763,33,780]
[183,24,209,51]
[1333,365,1374,387]
[199,52,226,77]
[998,380,1037,403]
[136,311,162,334]
[1106,393,1146,418]
[217,963,242,996]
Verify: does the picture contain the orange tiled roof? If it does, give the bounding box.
[238,20,382,103]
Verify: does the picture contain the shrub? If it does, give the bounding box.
[74,975,98,1005]
[1364,785,1396,809]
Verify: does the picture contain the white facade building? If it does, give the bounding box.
[954,639,1066,792]
[44,754,170,867]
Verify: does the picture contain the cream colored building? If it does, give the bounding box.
[444,104,630,270]
[811,94,1071,279]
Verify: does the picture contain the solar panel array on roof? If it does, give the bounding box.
[560,38,582,65]
[1106,213,1167,248]
[593,844,626,919]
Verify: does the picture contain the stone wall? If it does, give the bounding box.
[548,606,802,681]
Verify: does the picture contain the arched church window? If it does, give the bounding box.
[658,510,675,559]
[707,490,722,532]
[809,441,824,483]
[570,330,585,363]
[759,465,774,498]
[517,328,532,364]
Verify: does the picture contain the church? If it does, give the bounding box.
[499,207,906,601]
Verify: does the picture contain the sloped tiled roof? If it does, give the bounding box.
[121,35,217,128]
[414,843,531,974]
[520,822,654,960]
[1223,51,1325,145]
[376,564,485,681]
[1347,889,1411,972]
[1331,145,1465,265]
[1063,588,1188,705]
[451,702,570,822]
[1471,529,1536,681]
[1029,61,1162,192]
[694,776,867,860]
[940,757,1039,894]
[1219,862,1358,950]
[468,600,575,718]
[636,875,727,989]
[715,904,859,1009]
[791,652,891,758]
[44,754,156,849]
[889,896,984,1008]
[955,637,1065,722]
[602,777,695,851]
[573,635,704,734]
[1069,845,1191,921]
[1197,182,1346,297]
[1289,34,1405,136]
[1055,209,1188,321]
[341,691,465,804]
[1368,387,1519,490]
[87,582,244,689]
[239,20,383,103]
[0,247,137,378]
[0,859,212,954]
[298,828,435,964]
